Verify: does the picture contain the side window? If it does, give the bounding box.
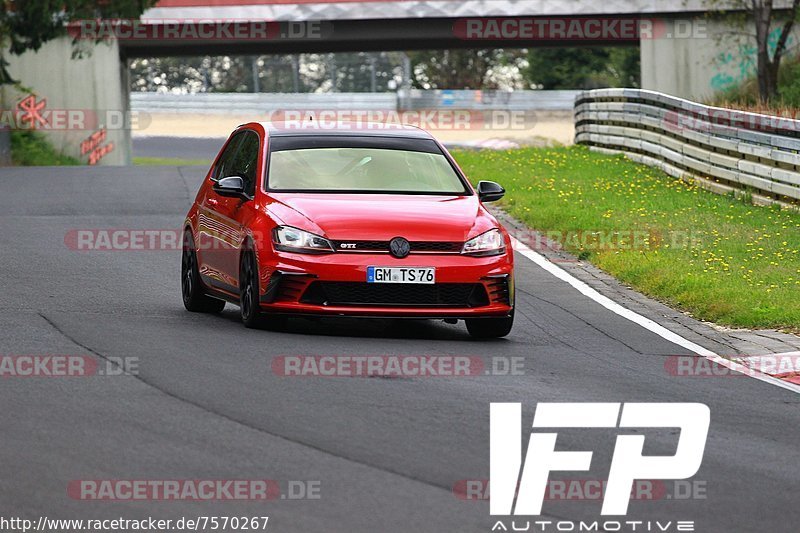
[228,131,260,196]
[212,133,244,182]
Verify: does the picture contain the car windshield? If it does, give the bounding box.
[268,146,468,194]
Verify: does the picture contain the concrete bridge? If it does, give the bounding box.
[1,0,785,164]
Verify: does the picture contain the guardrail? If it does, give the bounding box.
[575,88,800,204]
[403,89,580,111]
[131,90,580,114]
[130,92,396,114]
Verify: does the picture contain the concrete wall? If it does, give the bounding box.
[2,37,130,165]
[641,17,800,102]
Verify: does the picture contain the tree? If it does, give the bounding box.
[129,52,407,94]
[408,49,526,90]
[709,0,800,102]
[0,0,157,85]
[524,47,640,90]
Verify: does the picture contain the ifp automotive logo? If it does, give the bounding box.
[490,403,709,530]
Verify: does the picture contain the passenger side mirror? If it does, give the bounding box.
[477,181,505,203]
[213,175,248,198]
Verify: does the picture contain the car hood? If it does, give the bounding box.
[267,193,495,242]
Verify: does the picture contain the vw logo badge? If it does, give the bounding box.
[389,237,411,259]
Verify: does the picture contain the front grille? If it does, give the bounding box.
[331,240,462,254]
[301,282,489,308]
[410,241,463,253]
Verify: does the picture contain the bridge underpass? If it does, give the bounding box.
[2,0,768,164]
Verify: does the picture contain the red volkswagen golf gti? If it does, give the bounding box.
[181,122,515,338]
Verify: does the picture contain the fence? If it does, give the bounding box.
[131,90,579,115]
[402,89,579,111]
[130,92,396,115]
[575,88,800,204]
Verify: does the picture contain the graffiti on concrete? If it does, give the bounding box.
[16,95,48,129]
[81,128,114,165]
[711,27,793,92]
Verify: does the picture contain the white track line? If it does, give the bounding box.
[511,237,800,395]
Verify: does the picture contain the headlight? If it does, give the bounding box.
[462,229,505,257]
[272,226,334,254]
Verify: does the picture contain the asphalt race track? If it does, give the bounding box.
[1,165,798,533]
[134,137,224,162]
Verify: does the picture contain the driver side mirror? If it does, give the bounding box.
[213,175,248,199]
[477,181,505,203]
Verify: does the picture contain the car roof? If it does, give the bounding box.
[258,121,435,140]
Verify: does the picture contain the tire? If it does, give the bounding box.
[239,250,263,328]
[239,250,288,330]
[466,312,514,339]
[182,231,226,314]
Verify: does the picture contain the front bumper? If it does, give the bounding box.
[257,249,514,318]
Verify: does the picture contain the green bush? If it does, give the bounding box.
[10,130,80,166]
[709,54,800,109]
[777,58,800,106]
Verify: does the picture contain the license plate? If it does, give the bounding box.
[367,267,435,284]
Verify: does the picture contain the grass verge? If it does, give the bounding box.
[451,145,800,331]
[10,131,79,166]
